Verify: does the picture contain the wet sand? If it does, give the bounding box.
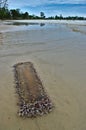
[0,20,86,130]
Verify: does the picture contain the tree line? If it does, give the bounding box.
[0,7,86,20]
[0,7,47,20]
[0,3,86,20]
[0,7,29,19]
[47,15,86,20]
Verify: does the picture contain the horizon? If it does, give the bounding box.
[7,0,86,17]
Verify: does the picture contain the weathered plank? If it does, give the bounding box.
[14,62,53,117]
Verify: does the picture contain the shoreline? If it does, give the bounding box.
[12,19,86,24]
[0,19,86,32]
[0,20,86,38]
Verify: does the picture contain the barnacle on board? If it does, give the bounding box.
[14,62,53,118]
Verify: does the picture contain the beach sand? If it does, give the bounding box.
[0,20,86,130]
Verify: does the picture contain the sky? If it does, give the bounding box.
[8,0,86,17]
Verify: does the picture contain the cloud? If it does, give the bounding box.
[8,0,86,8]
[46,0,86,4]
[22,4,86,17]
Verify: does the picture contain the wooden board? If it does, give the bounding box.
[14,62,53,117]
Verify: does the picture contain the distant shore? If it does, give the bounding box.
[0,20,86,33]
[1,19,86,24]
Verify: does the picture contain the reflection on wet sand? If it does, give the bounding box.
[5,21,45,27]
[67,24,86,35]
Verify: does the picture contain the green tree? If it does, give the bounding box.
[22,12,29,19]
[10,9,21,19]
[0,7,11,19]
[40,12,45,19]
[59,14,63,19]
[55,15,59,19]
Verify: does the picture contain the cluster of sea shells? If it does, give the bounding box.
[18,96,53,117]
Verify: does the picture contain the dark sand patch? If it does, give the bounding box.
[14,62,53,118]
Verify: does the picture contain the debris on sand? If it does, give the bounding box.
[14,62,53,118]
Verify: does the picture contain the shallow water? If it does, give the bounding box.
[0,21,86,130]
